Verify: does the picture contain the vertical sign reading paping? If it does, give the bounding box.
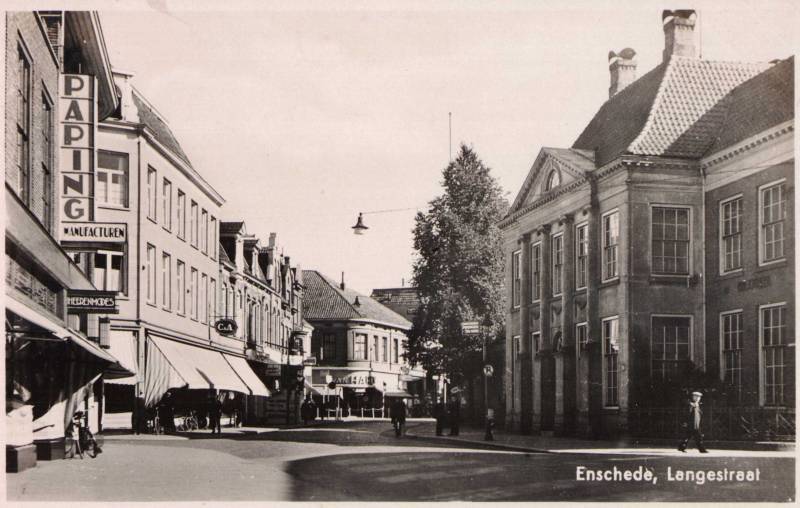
[59,74,96,227]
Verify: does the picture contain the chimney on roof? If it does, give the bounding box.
[340,272,345,290]
[268,232,277,248]
[354,296,361,307]
[608,48,637,98]
[662,10,697,61]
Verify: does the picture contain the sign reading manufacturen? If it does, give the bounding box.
[62,223,127,242]
[67,289,118,314]
[59,74,97,230]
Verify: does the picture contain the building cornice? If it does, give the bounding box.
[701,120,794,169]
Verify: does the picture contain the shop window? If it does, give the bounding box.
[651,315,691,381]
[97,151,129,207]
[652,207,690,275]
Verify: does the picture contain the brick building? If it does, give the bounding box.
[500,10,793,439]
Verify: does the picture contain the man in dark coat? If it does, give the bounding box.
[434,401,447,436]
[678,391,708,453]
[391,399,406,437]
[448,399,460,436]
[209,395,222,435]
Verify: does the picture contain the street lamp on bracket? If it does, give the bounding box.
[350,207,420,235]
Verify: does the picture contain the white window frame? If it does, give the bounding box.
[146,244,156,305]
[719,309,744,400]
[602,316,620,408]
[162,178,172,231]
[162,251,171,311]
[210,216,217,260]
[758,302,790,407]
[601,209,619,282]
[576,322,588,350]
[551,233,563,296]
[147,167,157,222]
[92,249,125,294]
[650,204,692,276]
[532,331,541,354]
[190,200,198,248]
[200,273,208,324]
[758,179,787,266]
[511,249,521,309]
[96,150,129,208]
[201,209,208,255]
[190,268,198,320]
[176,260,185,315]
[531,242,542,303]
[719,194,743,275]
[354,333,367,360]
[650,314,693,380]
[575,222,588,290]
[177,190,186,240]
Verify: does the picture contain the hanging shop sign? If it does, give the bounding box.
[302,356,317,366]
[264,363,282,377]
[67,290,118,314]
[61,223,126,243]
[214,318,238,336]
[59,74,97,228]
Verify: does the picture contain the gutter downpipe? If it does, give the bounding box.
[135,134,144,430]
[700,165,707,373]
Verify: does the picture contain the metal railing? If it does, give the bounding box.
[628,406,795,441]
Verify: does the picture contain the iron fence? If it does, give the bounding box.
[628,406,795,441]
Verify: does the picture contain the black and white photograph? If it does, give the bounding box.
[3,0,796,503]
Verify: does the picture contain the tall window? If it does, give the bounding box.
[651,316,691,380]
[147,167,157,221]
[382,337,388,362]
[720,197,742,272]
[41,93,53,229]
[190,268,198,320]
[531,243,541,302]
[576,224,588,289]
[393,338,399,363]
[190,201,198,247]
[532,332,541,353]
[146,244,156,305]
[552,234,563,295]
[323,334,336,360]
[210,216,217,260]
[97,151,129,207]
[16,46,31,203]
[602,211,619,280]
[201,209,208,254]
[200,274,208,324]
[652,207,690,275]
[721,311,743,401]
[92,251,124,292]
[162,252,171,310]
[602,317,619,407]
[162,178,172,230]
[576,322,588,349]
[761,304,788,406]
[511,250,521,308]
[760,182,786,264]
[177,190,186,240]
[176,260,185,315]
[209,278,216,324]
[354,334,367,360]
[372,336,380,361]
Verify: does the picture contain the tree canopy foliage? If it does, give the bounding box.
[407,144,508,385]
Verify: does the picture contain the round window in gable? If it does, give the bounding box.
[544,169,561,191]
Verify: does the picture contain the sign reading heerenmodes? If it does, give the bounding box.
[67,289,118,314]
[59,74,97,230]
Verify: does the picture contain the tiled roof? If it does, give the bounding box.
[573,57,769,165]
[220,221,246,235]
[704,56,794,155]
[302,270,412,329]
[132,92,193,168]
[218,242,234,266]
[371,287,421,307]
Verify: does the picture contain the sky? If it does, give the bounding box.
[49,0,798,294]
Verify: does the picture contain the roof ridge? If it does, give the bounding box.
[312,270,364,319]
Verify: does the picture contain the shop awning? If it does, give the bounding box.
[384,391,413,398]
[104,330,139,385]
[6,297,131,376]
[150,337,250,394]
[223,354,271,397]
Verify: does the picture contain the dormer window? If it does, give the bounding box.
[544,169,561,191]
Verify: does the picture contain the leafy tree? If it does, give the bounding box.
[407,144,508,386]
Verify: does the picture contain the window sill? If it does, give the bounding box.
[648,275,691,285]
[147,217,158,225]
[97,204,131,212]
[146,301,157,308]
[510,306,520,314]
[718,269,744,280]
[756,259,787,272]
[599,278,620,289]
[162,226,172,234]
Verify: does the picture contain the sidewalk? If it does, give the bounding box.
[404,421,796,458]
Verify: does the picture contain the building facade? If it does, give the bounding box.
[501,10,793,439]
[5,11,128,471]
[304,271,425,416]
[218,222,311,424]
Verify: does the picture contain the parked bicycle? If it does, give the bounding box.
[66,411,102,459]
[176,410,200,432]
[146,413,162,435]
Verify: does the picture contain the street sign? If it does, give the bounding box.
[483,365,494,377]
[214,318,238,336]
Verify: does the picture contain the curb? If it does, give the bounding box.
[404,431,552,454]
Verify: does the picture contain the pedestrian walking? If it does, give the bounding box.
[209,394,222,436]
[301,396,316,425]
[677,391,708,453]
[434,401,447,436]
[448,399,460,436]
[391,399,406,437]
